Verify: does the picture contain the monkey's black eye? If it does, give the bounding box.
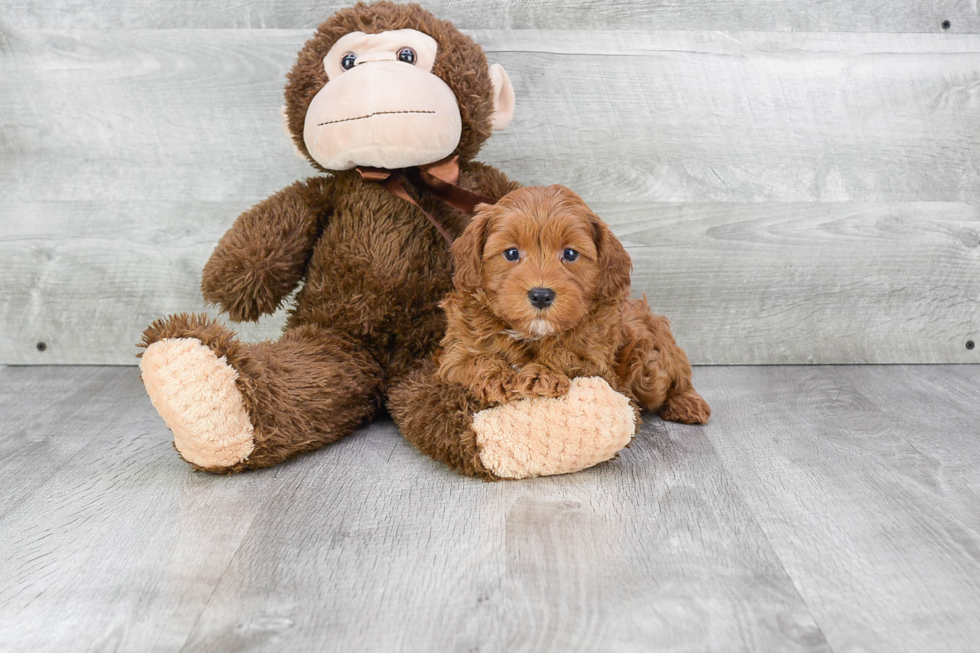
[562,248,580,262]
[503,248,520,262]
[397,47,417,64]
[341,52,357,70]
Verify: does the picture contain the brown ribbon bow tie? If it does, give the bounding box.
[356,155,497,244]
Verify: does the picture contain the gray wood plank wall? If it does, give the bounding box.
[1,3,978,365]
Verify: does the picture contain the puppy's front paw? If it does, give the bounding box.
[471,377,512,405]
[508,365,571,399]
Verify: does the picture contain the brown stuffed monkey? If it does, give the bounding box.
[139,1,636,480]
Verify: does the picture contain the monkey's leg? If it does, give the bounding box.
[388,362,636,480]
[138,314,381,473]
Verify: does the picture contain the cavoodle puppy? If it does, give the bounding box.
[436,184,710,424]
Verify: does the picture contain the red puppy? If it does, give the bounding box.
[436,185,710,424]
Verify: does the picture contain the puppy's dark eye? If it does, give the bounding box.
[341,52,357,70]
[503,248,520,262]
[562,248,580,262]
[397,47,416,64]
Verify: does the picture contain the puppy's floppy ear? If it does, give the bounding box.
[451,204,495,291]
[591,214,633,301]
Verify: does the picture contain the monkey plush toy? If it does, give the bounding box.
[139,1,637,480]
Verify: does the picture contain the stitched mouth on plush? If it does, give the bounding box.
[317,109,437,127]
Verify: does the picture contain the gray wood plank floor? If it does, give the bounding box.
[1,364,978,652]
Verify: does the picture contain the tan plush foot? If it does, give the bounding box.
[473,377,635,480]
[140,337,255,469]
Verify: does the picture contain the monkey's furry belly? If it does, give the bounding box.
[287,206,454,348]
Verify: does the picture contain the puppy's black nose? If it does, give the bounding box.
[528,287,556,309]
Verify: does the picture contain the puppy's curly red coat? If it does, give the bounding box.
[436,185,710,424]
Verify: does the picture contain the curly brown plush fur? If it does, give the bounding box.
[140,313,380,473]
[139,3,519,472]
[387,359,495,479]
[435,185,710,424]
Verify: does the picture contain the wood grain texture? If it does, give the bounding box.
[480,30,980,204]
[693,365,980,653]
[0,367,278,651]
[613,201,980,365]
[0,366,134,521]
[490,417,828,652]
[181,417,829,652]
[0,200,291,365]
[0,365,830,652]
[5,29,980,205]
[2,201,977,365]
[5,365,980,650]
[1,0,977,32]
[2,28,979,364]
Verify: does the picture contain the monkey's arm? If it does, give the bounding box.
[201,177,333,322]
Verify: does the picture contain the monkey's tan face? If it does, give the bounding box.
[302,29,462,170]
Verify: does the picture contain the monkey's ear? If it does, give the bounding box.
[280,105,308,161]
[488,64,515,131]
[592,216,633,301]
[451,206,494,291]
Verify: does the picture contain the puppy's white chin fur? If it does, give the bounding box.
[506,318,555,341]
[530,319,554,336]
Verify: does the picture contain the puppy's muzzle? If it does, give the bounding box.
[528,287,556,309]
